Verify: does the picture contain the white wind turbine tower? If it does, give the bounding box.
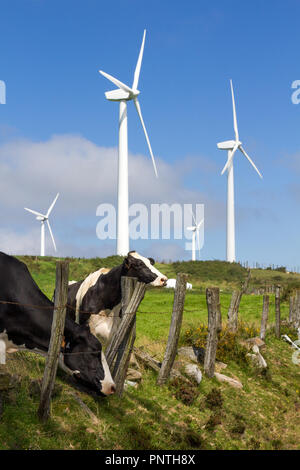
[217,80,263,263]
[187,210,204,261]
[24,193,59,257]
[99,29,158,256]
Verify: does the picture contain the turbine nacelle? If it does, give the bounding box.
[217,140,241,151]
[36,215,46,221]
[105,88,140,102]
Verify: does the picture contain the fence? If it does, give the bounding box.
[2,262,300,423]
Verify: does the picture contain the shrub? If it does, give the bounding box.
[183,322,257,366]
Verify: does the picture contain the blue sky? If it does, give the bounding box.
[0,0,300,268]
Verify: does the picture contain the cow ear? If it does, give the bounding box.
[148,257,155,265]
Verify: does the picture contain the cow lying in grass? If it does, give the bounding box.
[65,251,168,344]
[0,252,115,396]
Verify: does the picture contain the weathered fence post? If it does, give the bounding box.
[38,260,69,422]
[292,290,300,329]
[112,277,137,396]
[289,296,295,325]
[105,278,146,395]
[260,294,269,341]
[227,291,242,333]
[227,269,251,332]
[157,273,188,386]
[204,287,222,378]
[275,285,281,339]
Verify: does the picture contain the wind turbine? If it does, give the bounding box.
[24,193,59,257]
[99,29,158,256]
[187,210,204,261]
[217,80,262,263]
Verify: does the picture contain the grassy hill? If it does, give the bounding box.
[0,255,299,450]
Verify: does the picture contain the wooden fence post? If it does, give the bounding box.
[105,279,146,387]
[227,269,251,332]
[38,260,69,422]
[112,277,138,396]
[204,287,222,378]
[260,294,269,341]
[292,291,300,329]
[157,273,188,386]
[289,296,295,325]
[227,291,242,333]
[275,285,281,338]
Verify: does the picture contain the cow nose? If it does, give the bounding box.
[101,382,116,395]
[161,277,168,286]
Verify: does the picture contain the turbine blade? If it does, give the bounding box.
[134,98,158,178]
[24,208,45,218]
[47,220,57,252]
[239,145,263,179]
[221,143,239,175]
[230,79,239,141]
[99,70,134,95]
[46,193,59,217]
[196,229,201,254]
[197,219,204,230]
[189,207,197,226]
[132,30,146,90]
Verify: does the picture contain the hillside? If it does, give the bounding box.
[0,255,299,450]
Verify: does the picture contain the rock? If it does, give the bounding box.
[214,372,243,389]
[247,345,267,369]
[178,347,197,362]
[124,380,139,390]
[178,346,201,363]
[192,346,205,364]
[126,368,142,383]
[184,364,202,384]
[215,361,227,373]
[240,337,265,351]
[129,352,141,371]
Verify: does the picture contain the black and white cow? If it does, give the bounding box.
[0,252,115,396]
[66,251,168,343]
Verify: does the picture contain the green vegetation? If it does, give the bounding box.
[0,255,299,450]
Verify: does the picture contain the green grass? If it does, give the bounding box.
[0,255,299,450]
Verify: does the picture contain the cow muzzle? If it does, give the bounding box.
[101,382,116,396]
[151,276,168,287]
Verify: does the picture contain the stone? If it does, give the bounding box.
[214,372,243,389]
[241,337,265,351]
[129,352,141,370]
[184,364,202,384]
[215,361,227,373]
[126,368,142,383]
[178,346,198,363]
[247,345,267,369]
[124,380,139,390]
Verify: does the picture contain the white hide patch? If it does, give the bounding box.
[100,351,115,395]
[88,304,122,345]
[130,251,168,286]
[75,268,110,322]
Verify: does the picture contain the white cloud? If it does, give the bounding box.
[0,133,225,258]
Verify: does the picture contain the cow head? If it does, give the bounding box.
[124,251,168,287]
[63,325,115,396]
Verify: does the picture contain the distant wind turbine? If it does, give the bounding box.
[25,193,59,257]
[187,209,203,261]
[217,80,262,263]
[99,29,158,256]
